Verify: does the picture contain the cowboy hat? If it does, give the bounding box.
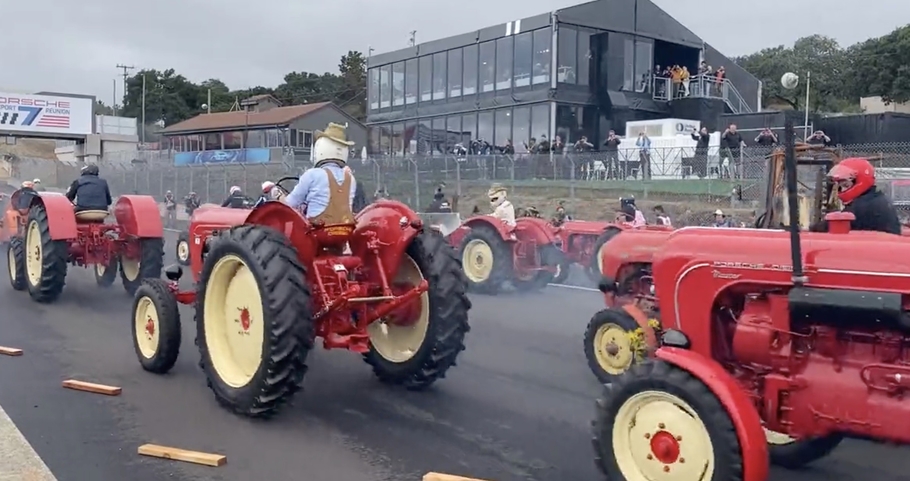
[487,184,506,198]
[315,122,355,146]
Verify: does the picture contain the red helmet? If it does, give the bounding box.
[828,157,875,204]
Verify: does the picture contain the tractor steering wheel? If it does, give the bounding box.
[273,176,299,198]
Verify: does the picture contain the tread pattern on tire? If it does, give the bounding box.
[195,224,313,418]
[95,257,119,288]
[458,225,512,294]
[587,227,621,283]
[8,236,26,291]
[583,308,644,384]
[25,205,68,303]
[768,433,843,469]
[121,238,165,295]
[592,359,745,480]
[133,278,182,374]
[364,228,471,389]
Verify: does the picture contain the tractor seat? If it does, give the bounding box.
[75,210,110,223]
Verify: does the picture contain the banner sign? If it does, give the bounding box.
[174,148,271,166]
[0,92,93,136]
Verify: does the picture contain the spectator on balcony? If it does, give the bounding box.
[603,130,622,179]
[670,65,683,98]
[755,128,778,146]
[552,135,564,154]
[452,142,468,159]
[536,135,551,153]
[680,66,691,97]
[714,67,726,96]
[574,136,593,152]
[498,139,515,155]
[635,132,652,180]
[654,65,667,97]
[721,124,745,179]
[806,130,832,146]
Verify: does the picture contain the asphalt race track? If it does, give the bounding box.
[1,231,909,481]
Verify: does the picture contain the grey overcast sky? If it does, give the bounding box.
[3,0,907,102]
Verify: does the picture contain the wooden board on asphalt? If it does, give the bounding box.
[0,346,23,356]
[61,379,122,396]
[138,443,227,467]
[424,473,492,481]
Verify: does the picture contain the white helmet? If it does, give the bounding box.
[230,186,241,194]
[33,178,41,184]
[21,181,34,189]
[261,181,276,193]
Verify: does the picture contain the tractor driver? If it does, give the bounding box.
[65,164,112,213]
[813,157,901,235]
[284,122,358,224]
[15,180,39,210]
[487,184,516,227]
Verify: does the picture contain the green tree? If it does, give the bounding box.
[735,35,852,112]
[122,69,204,126]
[337,50,367,121]
[848,25,910,104]
[93,100,114,115]
[273,71,340,105]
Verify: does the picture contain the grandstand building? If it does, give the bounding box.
[365,0,761,156]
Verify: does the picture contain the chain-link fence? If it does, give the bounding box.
[9,142,910,227]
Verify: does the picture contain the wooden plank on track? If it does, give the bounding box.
[138,443,227,467]
[0,346,23,356]
[61,379,122,396]
[423,473,493,481]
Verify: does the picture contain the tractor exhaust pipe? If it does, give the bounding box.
[784,113,806,284]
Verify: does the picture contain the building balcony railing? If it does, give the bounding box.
[651,75,753,114]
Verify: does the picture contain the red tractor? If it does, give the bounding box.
[6,192,164,303]
[129,177,471,418]
[174,203,228,266]
[448,215,563,294]
[548,220,617,284]
[591,123,910,481]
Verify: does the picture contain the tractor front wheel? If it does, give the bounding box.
[121,238,165,295]
[765,429,843,469]
[132,279,181,374]
[24,205,68,303]
[195,225,313,418]
[95,257,119,288]
[364,228,470,389]
[593,359,747,480]
[7,237,26,291]
[176,231,191,266]
[584,308,652,384]
[458,226,512,294]
[513,244,562,292]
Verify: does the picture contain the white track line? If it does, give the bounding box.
[547,283,600,292]
[0,404,57,480]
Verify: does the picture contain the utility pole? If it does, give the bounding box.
[141,73,146,144]
[409,31,417,47]
[115,64,135,114]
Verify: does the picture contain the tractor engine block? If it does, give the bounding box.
[727,292,910,443]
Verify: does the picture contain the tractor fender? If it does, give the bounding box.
[655,347,769,481]
[353,200,422,277]
[600,228,670,279]
[114,195,164,238]
[33,193,77,240]
[244,202,315,261]
[515,216,559,245]
[462,215,513,240]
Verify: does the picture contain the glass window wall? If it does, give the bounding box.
[432,52,446,100]
[495,36,513,91]
[391,62,404,107]
[513,32,532,88]
[532,29,551,85]
[448,48,462,98]
[419,56,432,102]
[479,41,495,92]
[558,27,577,84]
[463,45,478,96]
[405,59,418,104]
[379,65,391,109]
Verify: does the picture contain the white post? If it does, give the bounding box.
[803,71,811,140]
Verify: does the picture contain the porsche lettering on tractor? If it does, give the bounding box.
[129,175,471,418]
[5,190,164,303]
[590,116,910,481]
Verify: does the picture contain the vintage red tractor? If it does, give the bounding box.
[547,219,616,284]
[6,191,164,303]
[447,214,564,294]
[129,177,471,418]
[174,203,226,266]
[591,126,910,481]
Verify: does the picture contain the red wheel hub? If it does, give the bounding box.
[239,308,251,331]
[649,431,680,464]
[145,317,155,336]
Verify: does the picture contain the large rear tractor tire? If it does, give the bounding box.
[195,225,313,418]
[593,359,747,480]
[94,257,119,288]
[458,225,512,294]
[120,238,165,295]
[584,308,652,384]
[24,205,68,303]
[7,236,26,291]
[765,430,843,469]
[513,244,563,292]
[132,279,181,374]
[176,231,191,266]
[587,227,621,284]
[364,228,471,389]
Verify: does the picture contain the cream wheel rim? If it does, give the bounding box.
[593,323,635,375]
[462,239,493,282]
[177,241,190,262]
[612,390,715,480]
[96,263,106,277]
[203,254,264,388]
[122,258,140,281]
[764,428,796,445]
[367,255,429,363]
[134,296,160,359]
[25,220,42,286]
[7,243,16,281]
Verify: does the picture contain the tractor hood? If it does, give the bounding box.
[190,204,251,228]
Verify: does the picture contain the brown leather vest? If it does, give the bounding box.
[310,168,355,235]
